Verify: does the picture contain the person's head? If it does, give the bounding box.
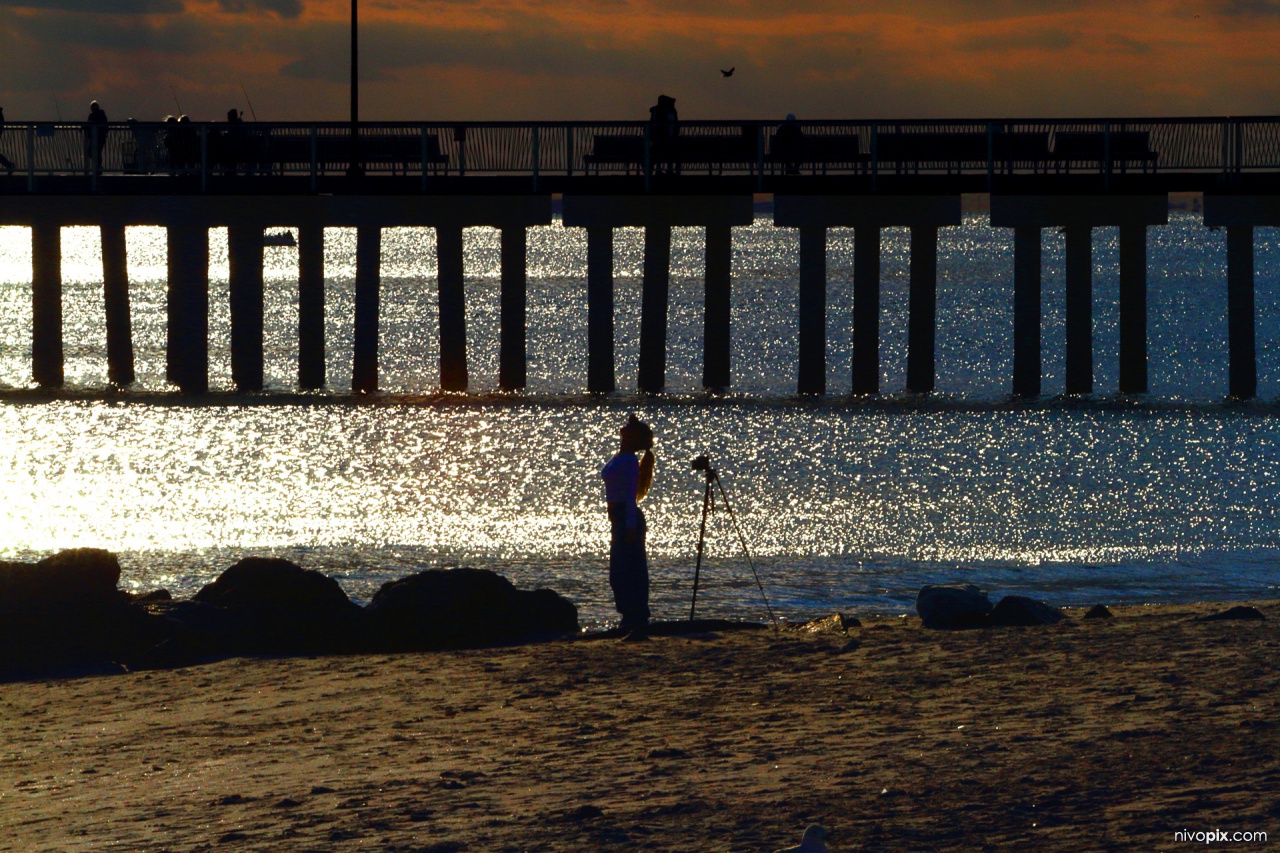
[227,108,240,122]
[178,114,190,123]
[90,101,100,113]
[619,414,654,454]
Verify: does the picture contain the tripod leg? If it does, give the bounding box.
[714,472,779,629]
[689,478,713,621]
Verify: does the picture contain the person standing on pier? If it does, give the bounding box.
[602,414,656,635]
[0,108,15,177]
[84,100,109,175]
[648,94,679,174]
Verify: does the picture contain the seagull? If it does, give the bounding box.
[720,67,735,77]
[774,824,828,853]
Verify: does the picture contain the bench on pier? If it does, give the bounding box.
[261,133,450,175]
[1052,131,1159,173]
[767,134,870,174]
[873,131,1052,173]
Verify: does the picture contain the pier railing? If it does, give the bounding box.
[2,117,1277,191]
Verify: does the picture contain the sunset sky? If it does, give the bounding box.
[0,1,1278,123]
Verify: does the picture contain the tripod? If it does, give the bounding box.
[689,456,778,629]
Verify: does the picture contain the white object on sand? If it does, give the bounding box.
[774,824,828,853]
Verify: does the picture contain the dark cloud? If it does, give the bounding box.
[214,0,302,17]
[1215,0,1280,14]
[957,27,1076,51]
[0,0,184,11]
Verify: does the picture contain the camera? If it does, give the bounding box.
[691,455,711,472]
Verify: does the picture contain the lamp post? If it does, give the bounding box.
[346,0,364,178]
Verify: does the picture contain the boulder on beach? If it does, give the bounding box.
[988,595,1068,627]
[1195,605,1266,623]
[0,548,124,609]
[362,567,578,650]
[1084,604,1115,620]
[916,584,993,629]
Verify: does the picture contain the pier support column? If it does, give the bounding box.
[31,223,63,388]
[1012,226,1042,398]
[499,226,527,391]
[1227,225,1257,399]
[797,226,827,395]
[228,225,265,392]
[1118,225,1148,395]
[586,226,615,394]
[437,225,468,392]
[297,226,325,389]
[101,223,134,386]
[166,225,209,394]
[703,225,732,391]
[906,225,938,394]
[852,226,881,395]
[351,226,381,394]
[1063,226,1093,395]
[638,224,672,393]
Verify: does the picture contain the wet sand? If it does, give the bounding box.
[1,600,1276,852]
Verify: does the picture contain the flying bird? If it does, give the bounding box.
[774,824,829,853]
[720,67,735,77]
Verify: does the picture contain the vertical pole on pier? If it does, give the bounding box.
[1118,225,1148,395]
[31,223,63,388]
[1063,226,1093,395]
[797,226,827,396]
[703,225,732,392]
[1227,225,1256,400]
[101,223,134,386]
[297,226,326,389]
[228,225,265,392]
[351,225,381,394]
[499,225,527,391]
[437,225,468,392]
[166,225,209,394]
[1012,226,1042,398]
[638,224,671,393]
[906,225,938,394]
[586,226,615,394]
[852,225,881,395]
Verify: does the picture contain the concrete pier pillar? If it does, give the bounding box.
[297,225,325,389]
[852,225,881,395]
[1118,225,1148,395]
[638,224,672,393]
[351,226,381,394]
[1063,226,1093,395]
[906,225,938,394]
[166,225,209,394]
[797,226,827,395]
[1227,225,1256,399]
[499,226,527,391]
[1012,226,1042,398]
[703,225,732,391]
[31,223,63,388]
[586,226,615,394]
[437,225,468,392]
[228,225,265,392]
[101,223,134,386]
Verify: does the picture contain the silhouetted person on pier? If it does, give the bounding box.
[220,108,245,175]
[649,94,679,174]
[84,100,109,176]
[165,115,198,173]
[0,107,15,177]
[774,114,804,175]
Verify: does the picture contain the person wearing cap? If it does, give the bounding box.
[601,414,656,633]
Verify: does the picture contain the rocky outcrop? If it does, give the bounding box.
[1195,605,1266,623]
[988,595,1067,627]
[916,584,993,629]
[362,568,578,651]
[1083,604,1115,620]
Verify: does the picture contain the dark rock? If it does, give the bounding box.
[361,568,578,651]
[989,595,1068,627]
[1196,605,1266,623]
[131,589,173,605]
[560,804,605,822]
[916,584,993,629]
[1083,604,1114,620]
[0,548,123,608]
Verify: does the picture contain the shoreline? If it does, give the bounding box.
[2,597,1274,852]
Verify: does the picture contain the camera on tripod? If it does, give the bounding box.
[690,455,712,473]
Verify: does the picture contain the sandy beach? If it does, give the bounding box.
[1,599,1276,853]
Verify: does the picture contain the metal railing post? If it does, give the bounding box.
[1103,121,1112,190]
[532,124,540,192]
[756,122,765,191]
[986,121,995,190]
[26,124,35,192]
[643,123,652,191]
[870,124,878,191]
[421,124,429,191]
[200,124,208,192]
[566,125,574,178]
[311,125,319,191]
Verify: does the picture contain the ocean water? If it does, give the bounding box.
[0,214,1276,628]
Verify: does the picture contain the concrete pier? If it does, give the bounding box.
[1063,226,1093,395]
[1118,225,1149,395]
[351,226,381,394]
[436,226,468,392]
[499,226,528,391]
[586,226,615,393]
[31,223,63,388]
[297,225,325,389]
[703,225,733,391]
[775,196,962,396]
[639,225,672,393]
[1012,226,1043,398]
[166,225,209,394]
[228,225,265,391]
[101,223,134,386]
